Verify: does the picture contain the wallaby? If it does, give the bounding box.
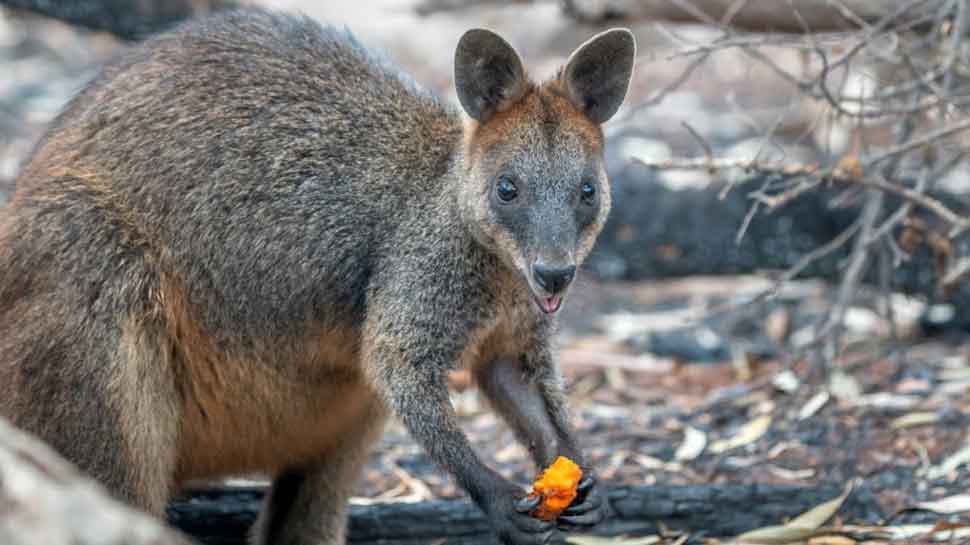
[0,7,635,545]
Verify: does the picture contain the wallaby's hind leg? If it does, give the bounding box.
[110,317,184,514]
[2,309,181,514]
[0,232,181,514]
[252,400,386,545]
[5,302,181,515]
[0,177,184,515]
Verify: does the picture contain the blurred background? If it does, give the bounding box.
[1,1,968,543]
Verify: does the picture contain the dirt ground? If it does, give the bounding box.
[1,2,968,543]
[366,276,970,516]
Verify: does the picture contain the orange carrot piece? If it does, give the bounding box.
[528,456,583,521]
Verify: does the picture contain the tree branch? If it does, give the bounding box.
[560,0,945,34]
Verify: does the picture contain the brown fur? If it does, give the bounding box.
[465,87,604,158]
[114,317,181,514]
[0,8,634,545]
[157,273,373,481]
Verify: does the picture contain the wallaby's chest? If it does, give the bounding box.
[456,294,541,370]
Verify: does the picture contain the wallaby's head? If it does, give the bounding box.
[454,27,635,314]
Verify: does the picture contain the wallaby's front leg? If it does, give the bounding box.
[475,355,604,529]
[362,316,555,545]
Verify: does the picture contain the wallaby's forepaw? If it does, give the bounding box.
[556,474,605,530]
[484,484,557,545]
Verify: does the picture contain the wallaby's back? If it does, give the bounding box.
[12,8,461,336]
[0,7,463,509]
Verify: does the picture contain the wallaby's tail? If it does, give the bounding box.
[0,0,235,40]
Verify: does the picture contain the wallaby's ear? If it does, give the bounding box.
[559,28,636,124]
[454,29,528,122]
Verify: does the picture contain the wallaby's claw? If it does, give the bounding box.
[562,492,601,515]
[557,473,604,531]
[515,494,543,513]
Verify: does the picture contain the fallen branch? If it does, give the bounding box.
[942,257,970,290]
[627,156,970,236]
[0,418,191,545]
[559,0,944,34]
[0,0,232,40]
[587,169,970,328]
[168,482,881,545]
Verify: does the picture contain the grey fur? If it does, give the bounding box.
[560,28,637,124]
[0,7,634,545]
[454,28,528,121]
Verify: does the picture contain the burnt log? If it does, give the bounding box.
[586,159,970,330]
[0,0,232,40]
[168,483,881,545]
[560,0,944,34]
[0,415,882,545]
[412,0,945,34]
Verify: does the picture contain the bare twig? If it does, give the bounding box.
[863,117,970,167]
[583,0,969,365]
[820,190,883,351]
[942,257,970,289]
[628,156,970,235]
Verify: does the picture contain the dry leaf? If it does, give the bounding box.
[854,523,970,540]
[734,525,820,544]
[853,393,920,410]
[916,494,970,514]
[764,307,790,343]
[925,441,970,480]
[675,426,707,461]
[772,370,800,394]
[710,415,771,454]
[732,349,753,381]
[835,150,864,179]
[828,371,861,401]
[631,453,682,472]
[891,412,940,429]
[799,391,830,420]
[734,483,852,544]
[787,483,853,528]
[766,465,815,481]
[940,367,970,381]
[931,520,970,532]
[605,367,627,390]
[807,537,856,545]
[568,535,661,545]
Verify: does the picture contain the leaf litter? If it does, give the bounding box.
[351,278,970,543]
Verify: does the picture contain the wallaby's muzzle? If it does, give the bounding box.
[528,233,578,314]
[532,263,575,294]
[525,211,580,314]
[531,261,575,313]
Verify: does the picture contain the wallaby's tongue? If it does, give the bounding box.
[539,295,562,314]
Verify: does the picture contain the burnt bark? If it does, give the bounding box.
[586,160,970,330]
[0,417,881,545]
[560,0,944,33]
[413,0,945,34]
[168,483,881,545]
[0,0,232,40]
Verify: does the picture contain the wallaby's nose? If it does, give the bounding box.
[532,263,576,294]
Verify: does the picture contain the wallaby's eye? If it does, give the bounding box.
[496,175,519,202]
[580,180,596,203]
